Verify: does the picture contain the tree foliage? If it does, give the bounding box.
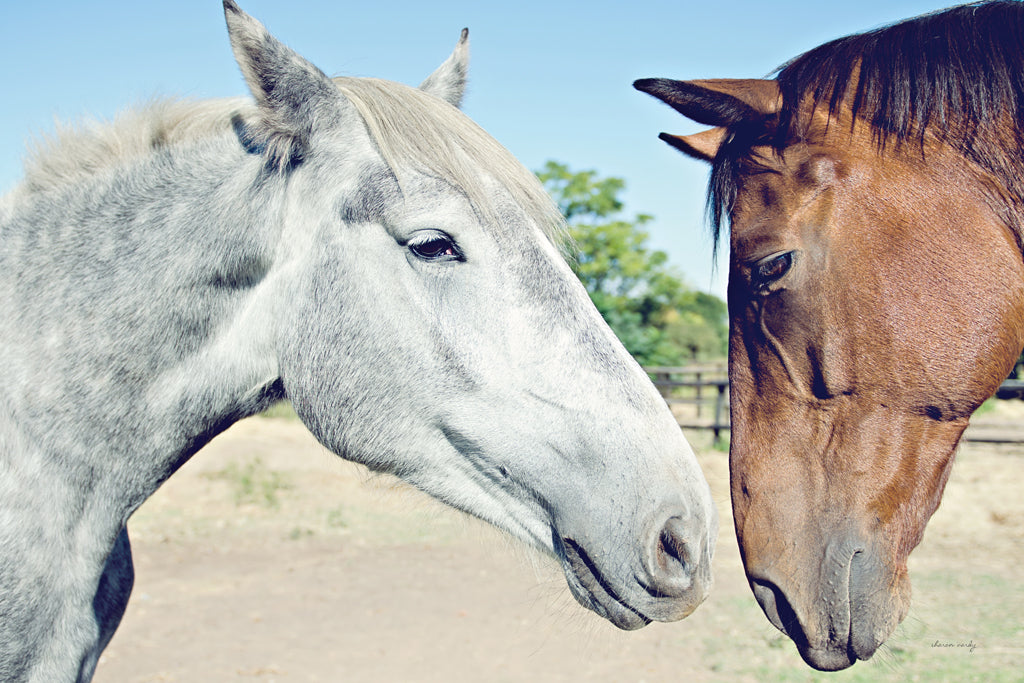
[537,161,726,366]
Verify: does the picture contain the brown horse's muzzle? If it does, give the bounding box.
[744,532,909,670]
[728,390,969,670]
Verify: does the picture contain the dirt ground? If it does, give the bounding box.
[93,404,1024,682]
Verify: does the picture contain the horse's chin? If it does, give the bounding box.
[795,622,888,671]
[558,538,651,631]
[796,644,857,672]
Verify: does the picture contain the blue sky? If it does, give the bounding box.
[1,0,951,298]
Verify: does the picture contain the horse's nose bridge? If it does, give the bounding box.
[530,379,698,481]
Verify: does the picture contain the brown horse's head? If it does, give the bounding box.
[636,2,1024,670]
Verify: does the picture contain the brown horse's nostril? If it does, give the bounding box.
[750,573,863,671]
[751,578,802,643]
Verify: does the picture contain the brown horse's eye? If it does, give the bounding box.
[753,251,793,289]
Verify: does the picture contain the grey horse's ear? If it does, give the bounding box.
[418,28,469,108]
[224,0,340,169]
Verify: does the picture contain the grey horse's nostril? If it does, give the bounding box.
[658,517,693,573]
[644,515,698,597]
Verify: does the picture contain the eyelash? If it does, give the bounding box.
[407,231,464,263]
[752,251,793,289]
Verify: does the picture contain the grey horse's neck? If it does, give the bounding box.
[1,132,287,520]
[0,127,295,681]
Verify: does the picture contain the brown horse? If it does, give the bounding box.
[636,0,1024,672]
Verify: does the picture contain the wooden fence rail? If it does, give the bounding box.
[646,367,1024,444]
[645,366,729,442]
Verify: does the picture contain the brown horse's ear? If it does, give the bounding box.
[633,78,782,126]
[659,128,727,162]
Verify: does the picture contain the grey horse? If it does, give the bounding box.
[0,2,717,680]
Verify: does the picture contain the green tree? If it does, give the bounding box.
[537,160,726,366]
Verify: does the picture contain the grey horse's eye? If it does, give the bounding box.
[407,231,464,262]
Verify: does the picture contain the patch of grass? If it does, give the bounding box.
[974,398,998,416]
[259,400,298,420]
[326,506,348,529]
[206,457,292,509]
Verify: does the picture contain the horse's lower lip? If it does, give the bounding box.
[559,538,651,630]
[797,626,881,671]
[798,644,856,672]
[767,577,884,670]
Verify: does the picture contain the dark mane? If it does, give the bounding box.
[776,1,1024,148]
[710,1,1024,247]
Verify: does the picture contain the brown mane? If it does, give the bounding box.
[709,1,1024,249]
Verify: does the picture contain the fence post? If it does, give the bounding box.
[713,382,726,444]
[695,371,703,419]
[655,370,671,399]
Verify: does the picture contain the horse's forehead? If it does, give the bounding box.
[732,146,825,214]
[327,164,467,218]
[728,143,871,264]
[330,164,537,246]
[335,166,403,225]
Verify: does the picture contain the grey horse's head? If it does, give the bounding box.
[224,0,717,628]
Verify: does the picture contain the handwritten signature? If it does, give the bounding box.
[931,640,977,654]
